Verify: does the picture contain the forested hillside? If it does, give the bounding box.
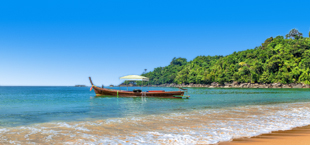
[142,29,310,85]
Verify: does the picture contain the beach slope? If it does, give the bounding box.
[220,125,310,145]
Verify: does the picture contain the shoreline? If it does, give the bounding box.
[120,82,310,89]
[219,125,310,145]
[2,102,310,144]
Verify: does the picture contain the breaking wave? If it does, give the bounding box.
[1,102,310,144]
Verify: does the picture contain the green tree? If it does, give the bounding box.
[259,71,270,83]
[286,28,303,39]
[299,69,310,84]
[261,37,273,50]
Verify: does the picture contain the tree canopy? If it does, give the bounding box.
[142,29,310,85]
[285,28,303,39]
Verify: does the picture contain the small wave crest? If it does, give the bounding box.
[1,102,310,144]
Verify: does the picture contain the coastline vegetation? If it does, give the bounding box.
[127,29,310,85]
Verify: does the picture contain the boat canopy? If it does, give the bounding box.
[119,75,149,81]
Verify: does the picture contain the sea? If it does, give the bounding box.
[1,86,310,144]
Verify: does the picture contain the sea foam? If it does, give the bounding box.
[2,102,310,144]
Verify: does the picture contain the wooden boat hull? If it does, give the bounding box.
[92,86,184,98]
[89,77,185,98]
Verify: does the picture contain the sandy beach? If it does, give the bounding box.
[219,125,310,145]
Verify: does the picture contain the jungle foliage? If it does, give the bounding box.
[142,29,310,85]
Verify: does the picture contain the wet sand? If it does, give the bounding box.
[219,125,310,145]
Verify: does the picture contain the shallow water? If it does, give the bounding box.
[1,87,310,144]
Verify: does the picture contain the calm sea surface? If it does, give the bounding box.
[1,86,310,144]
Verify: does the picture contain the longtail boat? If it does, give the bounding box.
[89,76,188,98]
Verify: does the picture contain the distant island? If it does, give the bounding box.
[74,85,86,87]
[128,29,310,88]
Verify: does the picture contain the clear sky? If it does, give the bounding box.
[1,0,310,86]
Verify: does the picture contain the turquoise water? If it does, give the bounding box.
[2,87,310,144]
[1,86,310,127]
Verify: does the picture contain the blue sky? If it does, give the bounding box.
[1,0,310,86]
